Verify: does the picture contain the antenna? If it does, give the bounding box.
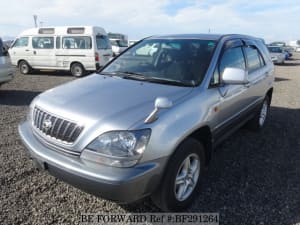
[33,15,38,28]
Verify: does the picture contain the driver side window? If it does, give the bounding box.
[219,47,245,76]
[210,46,245,87]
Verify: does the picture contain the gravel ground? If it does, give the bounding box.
[0,55,300,225]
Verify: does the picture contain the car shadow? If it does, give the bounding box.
[28,70,94,77]
[120,106,300,225]
[0,90,41,106]
[275,77,290,82]
[278,62,300,66]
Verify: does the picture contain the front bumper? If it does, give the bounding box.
[18,121,167,203]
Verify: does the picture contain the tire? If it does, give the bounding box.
[151,138,205,211]
[71,63,85,77]
[19,61,31,74]
[247,96,270,131]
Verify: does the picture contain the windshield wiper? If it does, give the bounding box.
[143,77,195,87]
[100,71,195,87]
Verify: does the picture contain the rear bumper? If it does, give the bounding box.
[18,121,167,203]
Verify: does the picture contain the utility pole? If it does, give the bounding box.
[33,15,38,28]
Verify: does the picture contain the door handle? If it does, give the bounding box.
[25,49,30,52]
[33,51,36,55]
[244,83,251,88]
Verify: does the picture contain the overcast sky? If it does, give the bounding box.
[0,0,299,43]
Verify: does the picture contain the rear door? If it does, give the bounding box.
[59,36,94,70]
[242,40,272,105]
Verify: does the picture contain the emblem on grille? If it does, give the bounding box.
[42,118,52,132]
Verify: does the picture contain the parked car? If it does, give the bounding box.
[128,40,139,46]
[19,34,274,211]
[289,40,300,52]
[0,38,15,87]
[269,41,286,47]
[110,39,128,56]
[283,46,293,59]
[267,46,286,64]
[9,26,113,77]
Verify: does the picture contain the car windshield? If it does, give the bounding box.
[101,38,217,87]
[268,46,282,53]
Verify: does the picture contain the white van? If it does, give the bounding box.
[9,26,113,77]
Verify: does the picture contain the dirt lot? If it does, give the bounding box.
[1,55,300,225]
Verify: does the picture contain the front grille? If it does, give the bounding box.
[32,107,83,144]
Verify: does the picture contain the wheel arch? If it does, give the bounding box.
[17,59,30,66]
[70,61,85,70]
[165,125,213,169]
[188,126,213,165]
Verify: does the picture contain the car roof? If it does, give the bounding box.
[146,33,258,41]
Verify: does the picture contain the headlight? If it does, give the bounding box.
[82,129,151,167]
[26,97,38,122]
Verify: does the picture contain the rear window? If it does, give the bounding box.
[244,46,264,73]
[96,35,111,49]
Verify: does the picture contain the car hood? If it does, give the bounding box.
[35,74,193,131]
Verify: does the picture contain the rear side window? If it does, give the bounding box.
[96,35,111,49]
[244,46,265,73]
[219,47,245,76]
[62,36,91,49]
[32,37,54,49]
[12,37,29,48]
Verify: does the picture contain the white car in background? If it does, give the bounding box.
[0,38,15,87]
[110,39,128,56]
[128,40,139,46]
[267,46,285,64]
[8,26,113,77]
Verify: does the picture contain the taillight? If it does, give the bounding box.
[95,52,99,62]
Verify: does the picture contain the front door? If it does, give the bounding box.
[9,36,32,66]
[211,39,252,139]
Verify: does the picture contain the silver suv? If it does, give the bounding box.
[19,34,274,211]
[0,38,14,86]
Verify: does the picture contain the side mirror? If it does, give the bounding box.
[3,48,9,56]
[154,97,173,109]
[222,67,248,85]
[144,97,173,124]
